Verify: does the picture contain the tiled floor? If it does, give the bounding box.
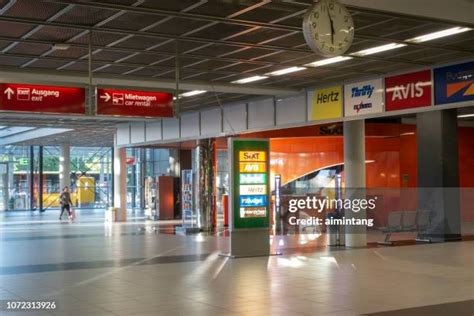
[0,210,473,315]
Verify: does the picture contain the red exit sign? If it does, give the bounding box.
[97,88,173,117]
[0,83,85,114]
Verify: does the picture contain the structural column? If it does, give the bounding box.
[113,135,127,221]
[194,139,214,231]
[416,109,461,241]
[343,120,367,247]
[59,143,71,191]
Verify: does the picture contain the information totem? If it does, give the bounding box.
[226,138,270,257]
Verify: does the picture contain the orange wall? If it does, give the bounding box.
[268,123,474,224]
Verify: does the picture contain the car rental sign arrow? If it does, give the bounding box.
[100,92,111,102]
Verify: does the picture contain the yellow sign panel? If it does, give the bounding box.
[309,85,343,120]
[239,151,266,162]
[239,162,266,173]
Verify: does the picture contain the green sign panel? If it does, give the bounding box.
[230,138,270,229]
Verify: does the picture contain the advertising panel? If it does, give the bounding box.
[0,83,85,114]
[230,139,270,229]
[385,70,432,111]
[344,78,384,116]
[181,170,194,226]
[308,85,343,120]
[434,61,474,105]
[97,88,173,117]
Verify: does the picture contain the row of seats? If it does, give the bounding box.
[378,210,432,244]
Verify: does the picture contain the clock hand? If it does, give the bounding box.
[328,10,335,45]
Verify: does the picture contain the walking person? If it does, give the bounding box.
[59,186,73,221]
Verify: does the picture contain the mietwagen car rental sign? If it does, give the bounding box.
[0,83,85,114]
[97,88,173,117]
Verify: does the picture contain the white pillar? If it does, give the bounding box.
[59,143,71,191]
[344,120,367,247]
[114,135,127,221]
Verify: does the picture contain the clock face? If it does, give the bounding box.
[303,0,355,57]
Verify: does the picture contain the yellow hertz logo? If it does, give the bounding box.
[239,151,266,162]
[239,162,266,173]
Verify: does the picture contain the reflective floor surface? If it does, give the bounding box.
[0,210,473,315]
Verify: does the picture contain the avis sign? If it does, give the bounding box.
[385,70,432,111]
[0,83,85,114]
[344,79,383,117]
[97,88,173,117]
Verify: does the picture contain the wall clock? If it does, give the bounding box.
[303,0,355,57]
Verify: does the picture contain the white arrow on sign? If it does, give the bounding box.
[100,92,111,102]
[4,87,14,100]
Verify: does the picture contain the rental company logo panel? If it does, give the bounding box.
[0,83,85,114]
[308,85,343,120]
[434,61,474,105]
[385,70,432,111]
[231,140,270,229]
[97,88,173,117]
[344,79,384,117]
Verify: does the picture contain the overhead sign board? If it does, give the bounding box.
[308,85,343,120]
[96,88,173,117]
[434,61,474,105]
[344,79,384,117]
[385,70,432,111]
[230,139,270,229]
[0,83,85,114]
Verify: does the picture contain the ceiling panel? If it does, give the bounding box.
[0,0,470,114]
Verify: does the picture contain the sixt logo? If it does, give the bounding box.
[351,85,374,98]
[354,101,372,113]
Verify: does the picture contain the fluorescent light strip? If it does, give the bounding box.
[458,114,474,118]
[231,75,268,84]
[407,27,472,43]
[266,66,306,76]
[180,90,207,97]
[305,56,353,67]
[351,43,407,57]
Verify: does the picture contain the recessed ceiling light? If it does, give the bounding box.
[52,43,71,50]
[457,113,474,118]
[305,56,353,67]
[351,43,407,56]
[231,76,268,84]
[266,67,306,76]
[179,90,207,97]
[406,27,472,43]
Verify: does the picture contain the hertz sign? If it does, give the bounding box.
[230,139,270,229]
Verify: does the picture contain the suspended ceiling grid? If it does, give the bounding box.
[0,0,471,111]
